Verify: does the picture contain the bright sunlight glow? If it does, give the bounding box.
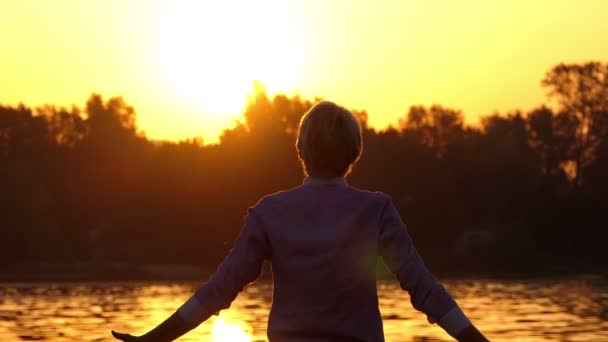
[156,1,305,121]
[211,317,252,342]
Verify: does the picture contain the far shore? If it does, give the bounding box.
[1,261,605,283]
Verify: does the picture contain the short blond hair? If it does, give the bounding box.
[296,101,362,179]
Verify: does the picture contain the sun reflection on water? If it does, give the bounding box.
[0,279,606,341]
[211,316,252,342]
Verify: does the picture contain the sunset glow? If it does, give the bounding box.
[1,0,608,143]
[155,1,305,127]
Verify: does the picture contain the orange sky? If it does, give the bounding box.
[1,0,608,143]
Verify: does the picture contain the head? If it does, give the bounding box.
[296,101,363,179]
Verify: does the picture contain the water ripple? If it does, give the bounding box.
[0,277,606,341]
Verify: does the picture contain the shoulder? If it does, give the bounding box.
[250,185,305,212]
[346,185,392,205]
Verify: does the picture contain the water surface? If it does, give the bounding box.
[1,277,606,341]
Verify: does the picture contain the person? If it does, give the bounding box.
[112,101,489,342]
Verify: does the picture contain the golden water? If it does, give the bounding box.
[1,277,606,341]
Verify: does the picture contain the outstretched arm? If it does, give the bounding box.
[111,312,189,341]
[112,208,270,341]
[378,195,488,342]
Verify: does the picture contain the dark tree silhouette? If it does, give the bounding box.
[542,62,608,187]
[399,105,465,158]
[0,62,607,280]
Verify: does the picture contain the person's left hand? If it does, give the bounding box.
[111,330,144,341]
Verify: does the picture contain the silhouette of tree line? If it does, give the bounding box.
[1,62,606,278]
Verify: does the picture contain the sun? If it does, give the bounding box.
[155,1,305,122]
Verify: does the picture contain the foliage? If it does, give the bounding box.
[1,62,607,276]
[542,62,608,186]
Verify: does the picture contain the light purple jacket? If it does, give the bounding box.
[178,177,466,341]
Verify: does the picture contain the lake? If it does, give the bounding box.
[1,276,606,341]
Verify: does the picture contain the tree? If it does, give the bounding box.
[86,94,136,139]
[37,105,86,148]
[542,62,608,187]
[526,106,576,182]
[399,105,465,158]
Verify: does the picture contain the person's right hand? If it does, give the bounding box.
[111,330,144,341]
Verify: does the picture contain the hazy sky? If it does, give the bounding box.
[2,0,608,143]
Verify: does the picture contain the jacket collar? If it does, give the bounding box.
[303,176,348,187]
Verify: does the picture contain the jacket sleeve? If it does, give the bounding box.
[176,207,270,327]
[378,195,459,324]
